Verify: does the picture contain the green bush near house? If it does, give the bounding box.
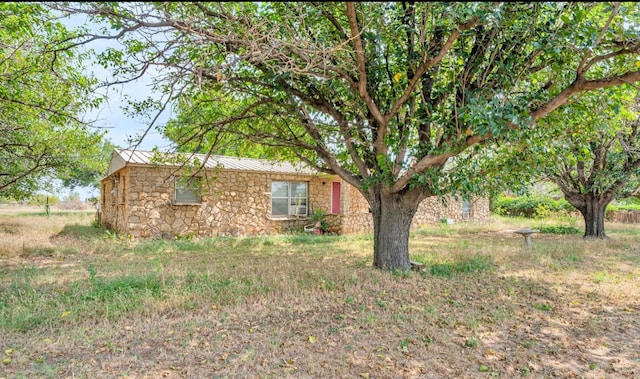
[309,208,330,233]
[491,195,573,218]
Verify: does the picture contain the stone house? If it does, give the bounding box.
[99,149,489,238]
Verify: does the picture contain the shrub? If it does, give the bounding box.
[26,194,59,206]
[491,195,573,218]
[533,203,552,219]
[607,204,640,212]
[536,225,580,235]
[309,208,329,233]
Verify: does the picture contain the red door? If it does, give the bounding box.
[331,182,341,214]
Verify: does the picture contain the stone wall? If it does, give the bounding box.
[413,196,491,225]
[100,165,490,238]
[325,193,490,235]
[100,166,346,238]
[100,168,129,233]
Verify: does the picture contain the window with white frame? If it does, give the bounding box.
[174,176,202,204]
[271,181,308,217]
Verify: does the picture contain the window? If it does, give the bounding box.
[271,181,308,217]
[462,200,471,220]
[174,177,202,204]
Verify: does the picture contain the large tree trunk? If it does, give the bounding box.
[566,193,612,239]
[579,198,609,238]
[369,190,423,270]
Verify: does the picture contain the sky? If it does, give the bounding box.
[61,14,173,200]
[71,20,171,151]
[87,76,171,151]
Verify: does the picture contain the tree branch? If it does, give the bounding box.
[531,70,640,120]
[385,17,478,125]
[345,2,386,155]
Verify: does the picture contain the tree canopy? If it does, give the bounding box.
[538,87,640,237]
[0,3,108,199]
[52,2,640,269]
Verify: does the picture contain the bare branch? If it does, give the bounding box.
[345,3,386,153]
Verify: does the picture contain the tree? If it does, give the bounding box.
[59,139,118,191]
[53,2,640,269]
[0,3,107,199]
[540,88,640,238]
[162,93,287,159]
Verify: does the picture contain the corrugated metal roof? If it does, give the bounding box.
[106,149,316,176]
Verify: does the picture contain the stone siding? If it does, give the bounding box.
[323,193,490,235]
[413,196,491,225]
[100,165,490,238]
[101,166,347,238]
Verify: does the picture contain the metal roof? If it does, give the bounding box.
[106,149,316,176]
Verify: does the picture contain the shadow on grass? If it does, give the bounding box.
[54,224,105,240]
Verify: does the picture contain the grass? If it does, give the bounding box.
[1,208,639,378]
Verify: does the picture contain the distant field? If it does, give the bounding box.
[0,204,53,214]
[0,203,94,214]
[1,211,638,378]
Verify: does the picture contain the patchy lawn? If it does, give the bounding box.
[1,209,639,378]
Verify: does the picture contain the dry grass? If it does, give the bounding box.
[0,206,97,259]
[0,207,639,378]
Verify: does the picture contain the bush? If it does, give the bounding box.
[533,203,552,219]
[536,225,580,235]
[607,204,640,212]
[26,194,59,206]
[309,208,329,233]
[615,196,640,206]
[491,195,573,218]
[493,195,640,220]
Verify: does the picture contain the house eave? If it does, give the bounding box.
[102,149,321,179]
